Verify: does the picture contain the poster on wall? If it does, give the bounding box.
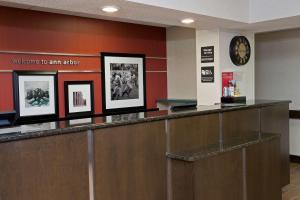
[13,71,58,123]
[201,46,214,63]
[101,52,146,114]
[201,66,214,83]
[64,81,94,118]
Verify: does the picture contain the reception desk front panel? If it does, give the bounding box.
[0,100,290,200]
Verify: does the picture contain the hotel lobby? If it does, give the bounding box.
[0,0,300,199]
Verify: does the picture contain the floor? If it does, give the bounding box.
[283,162,300,200]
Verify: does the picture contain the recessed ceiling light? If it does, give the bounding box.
[181,18,195,24]
[102,6,119,13]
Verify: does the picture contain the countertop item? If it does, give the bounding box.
[0,100,291,143]
[156,98,197,111]
[0,111,16,127]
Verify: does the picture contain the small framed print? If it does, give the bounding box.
[101,52,146,114]
[13,71,58,124]
[64,81,94,118]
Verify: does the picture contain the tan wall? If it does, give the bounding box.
[255,28,300,156]
[167,27,197,99]
[256,29,300,108]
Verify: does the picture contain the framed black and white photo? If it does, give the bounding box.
[13,71,58,123]
[101,52,146,114]
[64,81,94,118]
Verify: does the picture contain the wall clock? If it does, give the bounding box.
[229,36,251,66]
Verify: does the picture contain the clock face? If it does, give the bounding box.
[229,36,251,66]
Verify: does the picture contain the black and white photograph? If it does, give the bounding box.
[64,81,94,118]
[101,53,146,114]
[110,63,139,100]
[73,91,87,107]
[13,71,58,123]
[24,81,50,107]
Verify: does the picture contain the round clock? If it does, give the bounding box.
[229,36,251,66]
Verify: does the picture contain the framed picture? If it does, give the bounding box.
[13,71,58,124]
[64,81,94,118]
[101,52,146,114]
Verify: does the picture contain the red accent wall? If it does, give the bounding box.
[0,6,167,117]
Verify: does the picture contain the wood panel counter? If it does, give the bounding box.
[0,100,290,200]
[167,134,281,200]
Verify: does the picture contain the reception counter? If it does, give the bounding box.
[0,100,290,200]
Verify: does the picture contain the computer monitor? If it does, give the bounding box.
[0,111,16,127]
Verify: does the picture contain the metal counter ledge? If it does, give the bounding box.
[0,99,291,143]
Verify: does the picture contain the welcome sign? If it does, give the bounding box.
[12,58,81,65]
[0,52,99,71]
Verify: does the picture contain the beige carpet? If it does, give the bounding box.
[282,162,300,200]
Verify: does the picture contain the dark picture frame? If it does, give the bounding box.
[13,71,58,124]
[101,52,146,114]
[64,81,94,118]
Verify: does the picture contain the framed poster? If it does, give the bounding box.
[201,46,214,63]
[64,81,94,118]
[201,66,214,83]
[13,71,58,123]
[101,52,146,114]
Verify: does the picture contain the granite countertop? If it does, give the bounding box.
[0,100,291,143]
[166,133,280,162]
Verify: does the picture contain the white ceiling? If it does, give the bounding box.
[1,0,300,33]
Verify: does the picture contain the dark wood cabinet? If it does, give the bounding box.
[222,108,260,141]
[261,103,290,186]
[246,139,281,200]
[168,137,281,200]
[167,114,220,153]
[0,132,89,200]
[193,150,244,200]
[93,121,166,200]
[0,101,290,200]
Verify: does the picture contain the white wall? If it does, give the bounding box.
[196,29,255,105]
[255,28,300,156]
[167,27,197,99]
[127,0,249,22]
[129,0,300,26]
[250,0,300,22]
[196,30,221,105]
[290,120,300,156]
[219,31,255,100]
[256,29,300,109]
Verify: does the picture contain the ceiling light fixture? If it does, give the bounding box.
[181,18,195,24]
[102,6,119,13]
